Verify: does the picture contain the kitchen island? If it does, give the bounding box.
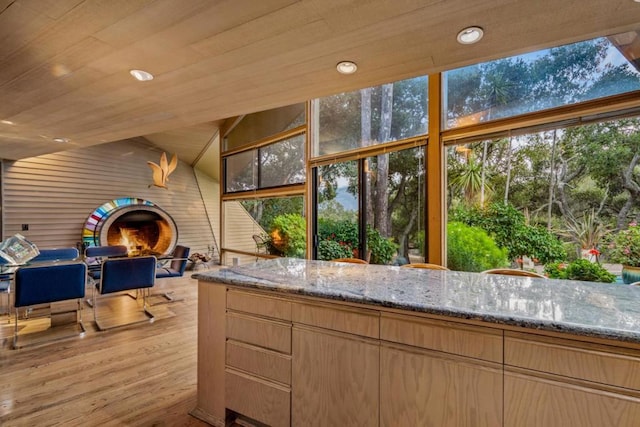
[192,258,640,427]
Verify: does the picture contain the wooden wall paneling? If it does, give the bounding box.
[4,1,640,160]
[2,139,215,254]
[0,2,56,61]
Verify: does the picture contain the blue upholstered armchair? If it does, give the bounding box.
[84,245,128,282]
[31,247,79,263]
[155,245,190,278]
[151,245,190,305]
[92,255,156,330]
[13,261,87,348]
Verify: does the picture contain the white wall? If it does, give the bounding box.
[2,139,216,256]
[193,168,221,261]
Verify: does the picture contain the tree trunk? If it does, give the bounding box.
[397,208,417,260]
[480,141,489,207]
[617,152,640,229]
[546,130,557,230]
[503,136,512,204]
[375,83,393,236]
[554,155,584,220]
[360,88,374,226]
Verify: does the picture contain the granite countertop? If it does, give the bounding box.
[193,258,640,343]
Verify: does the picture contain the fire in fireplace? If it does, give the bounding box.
[82,198,178,256]
[105,209,175,256]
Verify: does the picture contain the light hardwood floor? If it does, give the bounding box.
[0,273,215,427]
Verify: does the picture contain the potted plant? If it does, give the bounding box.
[606,222,640,284]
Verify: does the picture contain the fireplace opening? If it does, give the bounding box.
[83,199,179,257]
[105,210,173,256]
[83,199,178,256]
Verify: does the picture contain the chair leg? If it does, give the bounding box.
[94,287,155,331]
[3,291,10,324]
[148,278,184,306]
[148,290,184,306]
[92,285,98,325]
[13,305,19,349]
[13,301,85,349]
[77,298,85,334]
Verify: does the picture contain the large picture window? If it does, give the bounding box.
[259,134,305,188]
[313,76,428,157]
[445,116,640,285]
[443,30,640,129]
[314,146,425,264]
[224,131,306,194]
[225,150,257,192]
[224,103,305,151]
[221,104,307,264]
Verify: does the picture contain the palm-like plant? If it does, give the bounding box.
[560,210,609,250]
[450,156,493,205]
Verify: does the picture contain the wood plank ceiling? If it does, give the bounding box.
[1,0,640,161]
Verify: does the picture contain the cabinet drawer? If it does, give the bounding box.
[226,340,291,385]
[505,371,640,427]
[226,369,290,427]
[292,303,379,338]
[226,312,291,354]
[505,332,640,391]
[380,313,503,363]
[227,289,291,320]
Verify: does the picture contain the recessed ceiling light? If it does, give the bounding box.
[0,119,14,125]
[336,61,358,75]
[457,26,484,45]
[52,137,70,143]
[129,69,154,81]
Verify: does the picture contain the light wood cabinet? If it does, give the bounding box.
[226,369,291,427]
[505,331,640,389]
[292,302,379,338]
[380,343,503,427]
[224,290,292,427]
[505,371,640,427]
[226,340,291,385]
[381,312,503,363]
[292,326,379,427]
[504,331,640,427]
[227,289,291,321]
[226,311,291,354]
[195,283,640,427]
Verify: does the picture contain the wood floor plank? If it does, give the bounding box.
[0,274,214,426]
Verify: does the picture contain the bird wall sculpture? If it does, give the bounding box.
[148,152,178,189]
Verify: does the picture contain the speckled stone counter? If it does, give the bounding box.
[193,257,640,343]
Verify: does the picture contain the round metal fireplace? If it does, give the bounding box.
[82,198,178,256]
[101,205,177,256]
